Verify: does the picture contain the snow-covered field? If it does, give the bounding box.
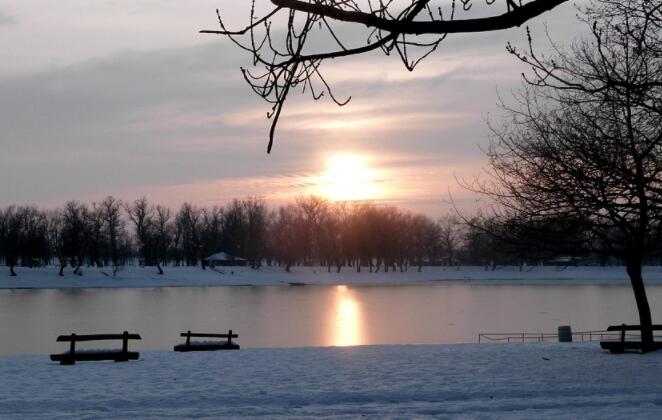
[1,265,662,289]
[0,342,660,418]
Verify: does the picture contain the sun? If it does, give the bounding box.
[318,154,381,201]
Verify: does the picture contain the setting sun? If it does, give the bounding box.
[318,154,381,201]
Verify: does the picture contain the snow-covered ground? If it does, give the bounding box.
[2,265,662,289]
[0,342,660,418]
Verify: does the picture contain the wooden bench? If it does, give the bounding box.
[174,330,239,352]
[600,324,662,353]
[50,331,141,365]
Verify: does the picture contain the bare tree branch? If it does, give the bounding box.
[202,0,570,152]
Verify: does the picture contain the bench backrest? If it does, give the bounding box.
[57,333,141,342]
[180,331,238,339]
[180,330,237,347]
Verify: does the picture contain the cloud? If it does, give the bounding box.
[0,0,587,215]
[0,38,521,211]
[0,12,15,26]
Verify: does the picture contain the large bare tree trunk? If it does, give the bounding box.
[626,259,654,353]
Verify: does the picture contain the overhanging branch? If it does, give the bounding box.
[271,0,569,34]
[202,0,571,152]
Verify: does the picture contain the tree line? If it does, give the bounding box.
[0,195,572,277]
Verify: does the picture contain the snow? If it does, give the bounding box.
[2,265,662,289]
[1,342,661,418]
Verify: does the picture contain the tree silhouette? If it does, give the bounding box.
[471,0,662,351]
[202,0,569,152]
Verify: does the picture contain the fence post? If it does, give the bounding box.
[186,330,191,346]
[70,333,76,354]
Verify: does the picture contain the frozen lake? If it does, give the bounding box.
[1,283,661,355]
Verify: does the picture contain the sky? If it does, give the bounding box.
[0,1,586,216]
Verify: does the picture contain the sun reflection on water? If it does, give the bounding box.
[331,285,363,346]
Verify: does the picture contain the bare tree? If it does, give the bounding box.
[153,205,173,274]
[87,203,105,269]
[269,205,303,271]
[201,206,224,267]
[471,0,662,351]
[202,0,568,152]
[126,196,154,268]
[176,203,202,267]
[295,195,329,265]
[410,214,432,272]
[222,200,247,262]
[18,207,49,268]
[62,201,90,276]
[320,202,347,273]
[47,210,67,276]
[438,213,461,265]
[0,206,25,276]
[99,196,126,275]
[243,197,269,269]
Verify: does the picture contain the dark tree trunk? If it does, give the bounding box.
[73,260,83,276]
[157,263,164,275]
[9,264,16,277]
[58,263,65,276]
[626,258,655,352]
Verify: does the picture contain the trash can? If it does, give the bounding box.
[558,325,572,342]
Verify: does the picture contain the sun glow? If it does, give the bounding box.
[318,154,381,201]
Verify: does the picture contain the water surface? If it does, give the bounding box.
[1,283,660,355]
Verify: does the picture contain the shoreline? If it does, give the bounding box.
[1,265,662,290]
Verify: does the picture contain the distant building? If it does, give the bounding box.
[204,252,248,267]
[545,256,580,266]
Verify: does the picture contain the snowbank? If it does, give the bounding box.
[2,265,662,289]
[0,342,660,418]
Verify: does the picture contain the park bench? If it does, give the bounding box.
[174,330,239,352]
[600,324,662,353]
[50,331,141,365]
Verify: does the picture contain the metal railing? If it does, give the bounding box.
[476,330,659,344]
